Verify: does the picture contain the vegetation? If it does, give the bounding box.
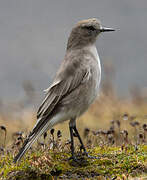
[0,103,147,179]
[0,144,147,179]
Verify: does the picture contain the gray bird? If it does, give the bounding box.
[14,18,114,163]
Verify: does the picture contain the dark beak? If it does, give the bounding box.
[100,27,115,32]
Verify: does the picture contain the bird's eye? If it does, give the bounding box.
[85,26,96,31]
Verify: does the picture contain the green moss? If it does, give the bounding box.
[0,145,147,179]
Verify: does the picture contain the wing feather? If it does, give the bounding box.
[36,58,91,127]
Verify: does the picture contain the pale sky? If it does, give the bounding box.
[0,0,147,101]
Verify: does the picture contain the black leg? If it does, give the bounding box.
[69,119,99,160]
[69,125,74,158]
[72,126,87,155]
[72,122,99,159]
[69,120,79,161]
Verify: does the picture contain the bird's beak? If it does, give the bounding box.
[100,27,115,32]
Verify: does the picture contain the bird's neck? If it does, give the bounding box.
[84,44,100,63]
[67,32,96,51]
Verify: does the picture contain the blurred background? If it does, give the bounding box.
[0,0,147,144]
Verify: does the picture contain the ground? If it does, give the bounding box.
[0,140,147,179]
[0,91,147,179]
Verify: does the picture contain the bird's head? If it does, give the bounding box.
[67,18,115,50]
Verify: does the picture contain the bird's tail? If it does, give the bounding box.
[13,117,53,163]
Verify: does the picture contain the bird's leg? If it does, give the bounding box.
[69,120,77,160]
[69,119,99,160]
[74,125,100,159]
[72,121,99,159]
[72,124,88,156]
[69,126,74,158]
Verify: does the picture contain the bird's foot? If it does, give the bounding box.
[68,154,89,166]
[68,155,78,162]
[79,145,99,159]
[82,151,99,159]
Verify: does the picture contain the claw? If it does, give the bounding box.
[83,151,99,159]
[87,154,99,159]
[68,155,78,161]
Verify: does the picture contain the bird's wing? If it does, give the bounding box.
[37,60,91,120]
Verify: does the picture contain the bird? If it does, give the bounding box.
[14,18,115,163]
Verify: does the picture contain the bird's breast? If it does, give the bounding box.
[88,45,101,91]
[83,45,101,105]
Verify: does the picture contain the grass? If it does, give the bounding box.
[0,90,147,179]
[0,145,147,179]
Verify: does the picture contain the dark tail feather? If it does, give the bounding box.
[13,118,53,163]
[13,138,32,163]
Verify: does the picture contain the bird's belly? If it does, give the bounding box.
[86,71,101,105]
[75,67,101,116]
